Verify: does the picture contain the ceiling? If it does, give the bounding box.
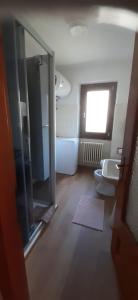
[20,11,135,66]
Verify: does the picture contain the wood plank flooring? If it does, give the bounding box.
[26,167,120,300]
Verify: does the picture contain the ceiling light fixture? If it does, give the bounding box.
[70,24,88,37]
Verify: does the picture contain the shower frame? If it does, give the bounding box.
[2,17,56,253]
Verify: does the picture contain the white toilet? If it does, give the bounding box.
[94,159,120,197]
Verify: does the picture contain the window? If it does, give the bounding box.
[80,82,117,140]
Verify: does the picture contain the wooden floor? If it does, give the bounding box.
[26,167,120,300]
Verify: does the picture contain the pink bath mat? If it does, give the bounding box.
[72,195,104,231]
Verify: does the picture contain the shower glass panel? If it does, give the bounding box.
[24,31,51,222]
[2,19,55,248]
[2,21,33,246]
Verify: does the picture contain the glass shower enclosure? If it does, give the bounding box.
[2,18,56,250]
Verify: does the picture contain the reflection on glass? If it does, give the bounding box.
[25,31,51,223]
[3,21,52,247]
[85,90,109,133]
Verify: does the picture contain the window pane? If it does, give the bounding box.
[85,90,109,133]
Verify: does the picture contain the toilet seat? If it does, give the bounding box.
[94,166,115,197]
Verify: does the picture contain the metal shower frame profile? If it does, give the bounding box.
[2,16,56,255]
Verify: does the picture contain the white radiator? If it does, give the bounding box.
[79,141,103,167]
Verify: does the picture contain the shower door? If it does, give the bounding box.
[2,18,56,248]
[111,33,138,300]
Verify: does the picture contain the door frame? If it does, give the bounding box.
[0,34,29,300]
[111,33,138,299]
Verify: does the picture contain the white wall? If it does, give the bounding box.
[56,56,134,158]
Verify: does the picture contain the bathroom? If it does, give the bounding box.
[54,19,135,201]
[56,69,125,198]
[51,18,135,232]
[1,11,137,299]
[22,15,137,299]
[31,9,134,232]
[16,12,136,236]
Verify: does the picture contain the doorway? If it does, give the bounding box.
[0,10,137,300]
